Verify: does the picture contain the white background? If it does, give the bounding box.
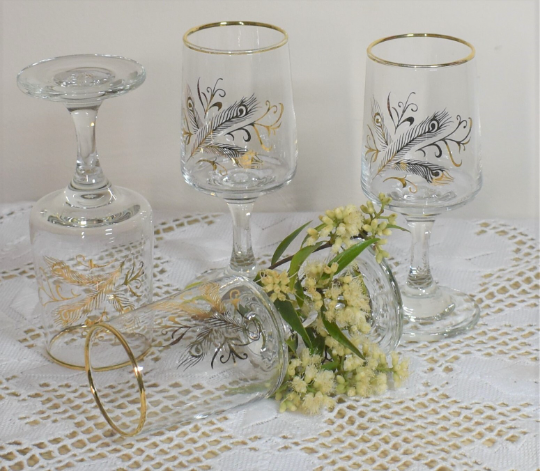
[1,0,538,219]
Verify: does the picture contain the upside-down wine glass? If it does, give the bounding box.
[361,34,482,340]
[17,55,154,369]
[181,21,297,279]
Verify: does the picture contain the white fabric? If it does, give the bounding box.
[0,203,538,470]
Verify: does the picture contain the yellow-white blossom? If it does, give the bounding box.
[260,269,292,302]
[261,194,408,416]
[291,376,307,394]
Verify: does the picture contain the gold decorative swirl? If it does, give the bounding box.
[252,101,284,152]
[38,255,146,327]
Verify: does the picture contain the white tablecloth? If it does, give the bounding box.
[0,202,538,470]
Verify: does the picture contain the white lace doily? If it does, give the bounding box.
[0,203,538,470]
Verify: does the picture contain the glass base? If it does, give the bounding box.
[402,286,480,341]
[17,54,146,104]
[189,265,257,286]
[48,324,151,370]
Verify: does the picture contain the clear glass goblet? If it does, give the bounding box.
[181,21,298,279]
[17,54,154,369]
[361,34,482,340]
[85,275,288,437]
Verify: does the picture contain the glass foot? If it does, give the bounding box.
[402,286,480,341]
[17,54,145,103]
[189,267,229,285]
[189,265,257,286]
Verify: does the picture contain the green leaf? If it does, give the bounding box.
[322,315,364,359]
[288,241,324,289]
[307,329,326,355]
[323,238,378,280]
[294,278,305,308]
[387,224,409,232]
[321,360,339,371]
[274,299,312,349]
[285,336,298,352]
[271,221,312,265]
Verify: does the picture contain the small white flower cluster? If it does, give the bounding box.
[302,261,338,311]
[390,351,410,388]
[276,339,409,414]
[259,269,292,302]
[335,340,392,397]
[322,270,371,333]
[306,205,365,252]
[304,195,397,263]
[275,349,336,415]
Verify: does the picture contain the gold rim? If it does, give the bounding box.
[367,33,475,68]
[183,21,288,55]
[47,324,150,371]
[85,323,147,437]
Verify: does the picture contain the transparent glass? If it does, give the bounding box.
[360,34,482,340]
[85,275,288,437]
[180,21,298,278]
[18,54,154,368]
[309,246,403,352]
[356,248,403,351]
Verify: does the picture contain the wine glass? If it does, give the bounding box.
[17,54,154,369]
[360,34,482,340]
[181,21,297,279]
[85,274,288,436]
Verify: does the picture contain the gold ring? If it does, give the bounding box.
[85,323,147,437]
[48,324,150,371]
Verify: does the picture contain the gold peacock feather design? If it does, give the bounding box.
[182,78,283,174]
[157,283,264,370]
[37,255,146,327]
[366,92,472,192]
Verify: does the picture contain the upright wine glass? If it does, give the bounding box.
[181,21,298,278]
[18,54,154,369]
[361,34,482,340]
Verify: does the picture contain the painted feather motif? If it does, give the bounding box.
[378,110,452,174]
[171,314,249,370]
[185,84,202,133]
[391,159,453,185]
[51,262,123,326]
[190,95,258,157]
[203,143,248,159]
[371,99,392,150]
[40,256,145,327]
[159,283,263,371]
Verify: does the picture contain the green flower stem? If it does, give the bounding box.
[274,382,290,395]
[268,241,332,270]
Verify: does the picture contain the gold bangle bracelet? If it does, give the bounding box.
[85,323,147,437]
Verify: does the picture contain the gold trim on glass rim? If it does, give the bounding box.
[183,21,288,55]
[85,323,147,437]
[367,33,475,68]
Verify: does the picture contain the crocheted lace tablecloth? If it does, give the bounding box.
[0,202,538,471]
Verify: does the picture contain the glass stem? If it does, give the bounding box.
[405,218,437,296]
[67,104,109,191]
[226,200,257,278]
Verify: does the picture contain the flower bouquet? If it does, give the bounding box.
[256,194,409,413]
